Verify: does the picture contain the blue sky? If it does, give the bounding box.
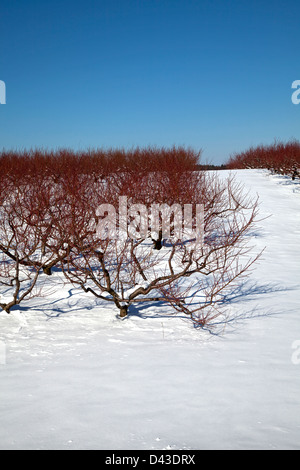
[0,0,299,164]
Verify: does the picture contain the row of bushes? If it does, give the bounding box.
[0,146,201,181]
[226,140,300,179]
[3,140,298,182]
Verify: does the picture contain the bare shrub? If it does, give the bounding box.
[60,167,260,329]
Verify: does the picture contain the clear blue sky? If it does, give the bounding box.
[0,0,299,164]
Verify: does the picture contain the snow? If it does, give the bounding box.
[0,169,300,450]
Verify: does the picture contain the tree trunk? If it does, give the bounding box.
[43,265,52,275]
[119,305,128,318]
[152,229,163,250]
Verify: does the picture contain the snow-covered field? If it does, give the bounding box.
[0,169,299,450]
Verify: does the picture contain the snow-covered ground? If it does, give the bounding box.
[0,169,299,450]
